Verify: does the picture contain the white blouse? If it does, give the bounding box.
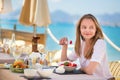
[67,39,113,79]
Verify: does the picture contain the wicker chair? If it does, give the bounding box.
[109,61,120,80]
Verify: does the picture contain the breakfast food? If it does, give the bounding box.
[58,61,77,72]
[60,61,77,67]
[13,60,28,68]
[10,60,28,73]
[69,40,72,44]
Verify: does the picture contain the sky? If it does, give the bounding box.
[9,0,120,15]
[48,0,120,15]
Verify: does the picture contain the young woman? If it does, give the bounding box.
[59,14,114,80]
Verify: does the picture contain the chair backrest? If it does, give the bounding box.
[109,61,120,79]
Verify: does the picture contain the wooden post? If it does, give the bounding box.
[32,36,40,52]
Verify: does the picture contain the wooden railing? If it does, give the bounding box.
[1,29,46,45]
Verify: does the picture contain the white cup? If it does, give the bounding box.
[24,69,36,78]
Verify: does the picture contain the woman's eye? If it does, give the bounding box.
[81,26,86,29]
[89,26,94,29]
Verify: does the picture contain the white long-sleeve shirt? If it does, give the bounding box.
[68,39,113,79]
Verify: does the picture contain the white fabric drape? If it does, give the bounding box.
[19,0,51,27]
[19,0,51,37]
[47,27,74,48]
[47,27,120,49]
[103,32,120,51]
[32,0,51,27]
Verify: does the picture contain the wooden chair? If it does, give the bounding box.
[109,61,120,80]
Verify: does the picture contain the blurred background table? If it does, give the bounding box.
[0,53,26,64]
[0,53,15,64]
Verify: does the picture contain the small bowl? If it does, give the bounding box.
[10,65,24,73]
[24,69,36,78]
[37,69,53,78]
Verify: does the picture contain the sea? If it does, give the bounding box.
[0,20,120,61]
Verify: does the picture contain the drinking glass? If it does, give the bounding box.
[3,38,10,54]
[23,45,32,55]
[39,50,48,66]
[38,44,44,53]
[12,46,22,61]
[49,51,53,65]
[48,51,55,66]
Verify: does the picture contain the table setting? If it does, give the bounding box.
[0,39,104,80]
[0,53,54,80]
[21,68,53,80]
[0,56,105,80]
[18,60,82,80]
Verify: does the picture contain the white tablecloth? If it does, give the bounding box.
[0,69,105,80]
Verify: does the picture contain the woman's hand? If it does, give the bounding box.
[59,37,68,46]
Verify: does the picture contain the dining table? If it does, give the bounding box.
[0,68,105,80]
[0,53,105,80]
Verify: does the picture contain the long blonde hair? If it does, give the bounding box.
[74,14,104,59]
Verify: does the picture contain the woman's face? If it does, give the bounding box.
[80,18,96,40]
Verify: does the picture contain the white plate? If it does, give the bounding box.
[58,61,77,71]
